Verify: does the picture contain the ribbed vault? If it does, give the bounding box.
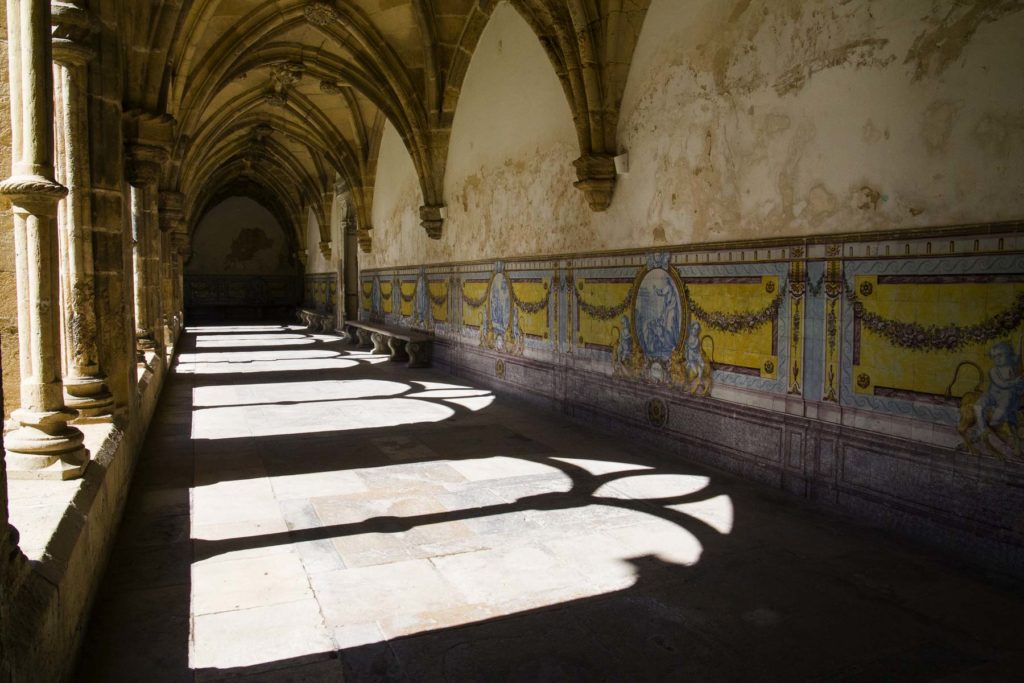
[118,0,650,253]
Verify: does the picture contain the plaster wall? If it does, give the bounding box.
[367,121,425,268]
[364,0,1024,270]
[187,197,293,276]
[364,1,583,269]
[598,0,1024,248]
[305,206,333,275]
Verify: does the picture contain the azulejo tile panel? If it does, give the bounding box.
[303,273,337,314]
[362,225,1024,458]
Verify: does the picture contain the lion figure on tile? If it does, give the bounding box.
[945,339,1024,459]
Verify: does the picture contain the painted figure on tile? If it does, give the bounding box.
[946,338,1024,458]
[415,272,430,327]
[614,314,632,364]
[669,319,713,397]
[490,273,510,336]
[636,268,681,361]
[371,276,381,317]
[685,321,704,382]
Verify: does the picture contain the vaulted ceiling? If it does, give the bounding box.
[117,0,650,253]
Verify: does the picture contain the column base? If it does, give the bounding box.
[4,408,89,480]
[64,376,115,424]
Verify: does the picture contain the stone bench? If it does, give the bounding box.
[346,320,433,368]
[296,307,335,333]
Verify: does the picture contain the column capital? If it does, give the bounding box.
[0,174,68,213]
[419,205,444,240]
[319,240,332,259]
[572,154,617,211]
[171,230,191,257]
[126,144,168,187]
[358,228,372,253]
[159,190,186,214]
[159,191,186,232]
[52,1,96,65]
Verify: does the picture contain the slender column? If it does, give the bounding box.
[170,229,190,328]
[125,147,164,363]
[52,1,111,421]
[0,0,87,479]
[342,211,358,321]
[128,183,149,362]
[159,191,184,340]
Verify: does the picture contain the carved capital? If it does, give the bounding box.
[419,205,444,240]
[124,110,176,149]
[0,174,68,214]
[304,1,340,26]
[358,228,372,253]
[51,1,95,43]
[296,249,308,267]
[319,79,349,95]
[269,61,304,88]
[263,91,288,108]
[159,191,185,216]
[319,240,332,259]
[52,38,95,66]
[171,231,191,257]
[126,144,169,187]
[572,154,617,211]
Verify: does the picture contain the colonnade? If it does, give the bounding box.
[1,0,189,480]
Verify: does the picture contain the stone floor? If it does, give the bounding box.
[76,325,1023,682]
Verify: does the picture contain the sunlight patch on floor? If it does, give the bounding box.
[177,326,731,673]
[192,379,412,407]
[187,450,730,670]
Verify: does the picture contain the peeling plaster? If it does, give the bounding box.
[905,0,1024,81]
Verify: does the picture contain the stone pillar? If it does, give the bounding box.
[51,1,112,421]
[0,0,87,479]
[159,191,184,339]
[125,146,165,362]
[342,211,358,321]
[170,229,190,328]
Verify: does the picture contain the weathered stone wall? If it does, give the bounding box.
[0,2,14,420]
[363,0,1024,269]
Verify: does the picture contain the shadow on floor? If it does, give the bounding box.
[74,325,1024,682]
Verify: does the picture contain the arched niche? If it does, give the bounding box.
[185,196,300,322]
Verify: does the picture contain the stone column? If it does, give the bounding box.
[0,0,87,479]
[125,146,165,362]
[342,210,359,321]
[170,229,190,328]
[159,191,184,340]
[51,1,112,421]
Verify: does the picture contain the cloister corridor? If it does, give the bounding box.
[71,325,1023,682]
